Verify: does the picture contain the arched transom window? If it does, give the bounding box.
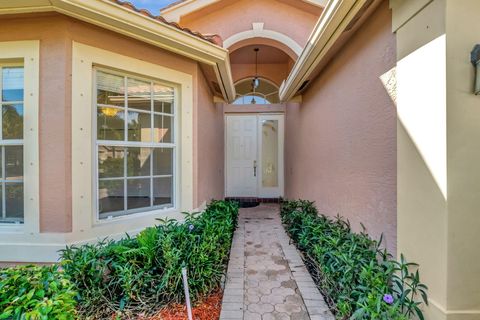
[233,78,280,105]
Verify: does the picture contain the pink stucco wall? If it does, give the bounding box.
[0,14,73,233]
[0,13,219,231]
[178,0,321,48]
[285,2,397,253]
[194,69,225,207]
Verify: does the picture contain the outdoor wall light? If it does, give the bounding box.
[471,44,480,95]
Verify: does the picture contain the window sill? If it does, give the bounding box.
[93,206,180,227]
[0,223,25,234]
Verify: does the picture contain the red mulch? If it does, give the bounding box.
[148,291,223,320]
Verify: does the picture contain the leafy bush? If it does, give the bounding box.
[280,199,428,320]
[60,200,239,318]
[0,264,78,320]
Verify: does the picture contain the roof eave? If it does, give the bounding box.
[279,0,380,102]
[0,0,236,102]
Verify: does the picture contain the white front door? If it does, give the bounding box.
[226,116,258,197]
[225,114,284,198]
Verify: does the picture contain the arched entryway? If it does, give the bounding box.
[225,42,291,199]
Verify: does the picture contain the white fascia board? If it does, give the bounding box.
[279,0,371,102]
[0,0,236,102]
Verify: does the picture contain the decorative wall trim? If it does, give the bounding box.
[223,23,303,57]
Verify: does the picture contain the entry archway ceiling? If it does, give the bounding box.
[230,44,292,65]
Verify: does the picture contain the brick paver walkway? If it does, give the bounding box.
[220,204,334,320]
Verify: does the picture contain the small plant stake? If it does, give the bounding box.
[182,267,194,320]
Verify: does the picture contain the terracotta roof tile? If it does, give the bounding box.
[109,0,222,46]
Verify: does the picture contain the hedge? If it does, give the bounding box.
[0,200,239,319]
[280,199,428,320]
[0,265,77,320]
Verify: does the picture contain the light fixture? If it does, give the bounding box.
[101,107,119,117]
[251,47,260,104]
[471,45,480,95]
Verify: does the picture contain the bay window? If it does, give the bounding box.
[95,69,175,220]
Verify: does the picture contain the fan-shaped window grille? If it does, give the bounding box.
[233,78,280,105]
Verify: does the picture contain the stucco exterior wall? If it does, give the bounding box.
[445,1,480,314]
[285,2,397,253]
[0,13,209,233]
[0,14,73,233]
[177,0,320,49]
[194,68,224,207]
[393,0,449,318]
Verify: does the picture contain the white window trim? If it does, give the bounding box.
[72,42,193,235]
[0,41,39,235]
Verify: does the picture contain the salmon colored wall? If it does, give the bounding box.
[178,0,319,85]
[0,13,208,232]
[285,2,398,253]
[178,0,320,48]
[194,68,224,207]
[0,14,73,233]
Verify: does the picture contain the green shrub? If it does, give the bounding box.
[60,200,239,318]
[280,199,428,320]
[0,264,78,320]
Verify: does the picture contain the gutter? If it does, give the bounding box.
[279,0,377,102]
[0,0,236,102]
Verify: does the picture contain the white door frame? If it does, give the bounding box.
[224,113,284,198]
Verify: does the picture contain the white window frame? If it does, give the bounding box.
[72,42,193,234]
[93,67,178,221]
[0,41,39,234]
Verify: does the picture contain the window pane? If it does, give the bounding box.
[127,147,151,177]
[3,104,23,139]
[153,115,173,143]
[98,146,125,178]
[5,183,23,220]
[2,67,23,102]
[153,177,172,207]
[261,120,279,188]
[128,78,151,112]
[153,84,174,114]
[127,178,150,210]
[153,148,173,176]
[5,146,23,180]
[97,71,125,107]
[99,180,124,218]
[128,111,151,142]
[97,107,125,141]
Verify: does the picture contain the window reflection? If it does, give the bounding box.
[96,69,175,220]
[0,66,24,224]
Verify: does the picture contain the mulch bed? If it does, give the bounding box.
[147,290,223,320]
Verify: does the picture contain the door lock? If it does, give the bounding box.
[253,160,257,177]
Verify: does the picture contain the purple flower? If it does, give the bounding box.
[188,224,195,231]
[383,294,394,305]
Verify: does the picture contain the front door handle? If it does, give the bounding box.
[253,160,257,177]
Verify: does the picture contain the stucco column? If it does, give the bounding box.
[392,0,480,319]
